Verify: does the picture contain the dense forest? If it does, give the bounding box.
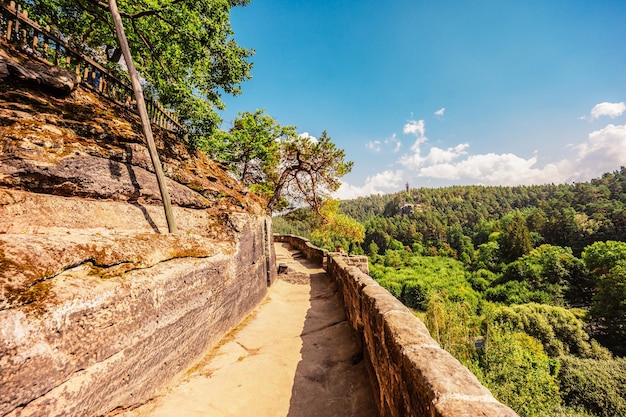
[273,168,626,417]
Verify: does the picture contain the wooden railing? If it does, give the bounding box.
[0,0,186,136]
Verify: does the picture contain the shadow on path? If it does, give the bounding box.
[280,246,379,417]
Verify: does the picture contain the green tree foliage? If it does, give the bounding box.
[582,241,626,355]
[369,254,480,310]
[271,202,363,254]
[338,167,626,262]
[267,131,353,212]
[484,280,553,305]
[27,0,253,139]
[487,303,608,358]
[558,356,626,417]
[310,199,365,251]
[476,324,561,417]
[474,240,504,272]
[209,110,294,189]
[425,293,479,365]
[500,211,533,263]
[499,245,587,305]
[212,112,352,213]
[446,225,475,264]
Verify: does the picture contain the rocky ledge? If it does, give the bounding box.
[0,41,276,417]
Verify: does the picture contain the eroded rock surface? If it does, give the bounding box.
[0,45,77,93]
[0,41,276,417]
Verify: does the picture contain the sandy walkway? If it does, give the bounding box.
[118,242,379,417]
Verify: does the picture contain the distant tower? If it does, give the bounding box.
[406,182,410,193]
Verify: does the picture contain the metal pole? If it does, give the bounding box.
[107,0,177,233]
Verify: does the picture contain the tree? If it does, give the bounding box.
[310,199,365,251]
[27,0,253,139]
[267,131,353,212]
[582,241,626,354]
[209,110,294,189]
[447,225,475,264]
[500,211,533,263]
[489,303,605,358]
[501,245,587,306]
[211,111,352,213]
[558,356,626,417]
[477,324,561,417]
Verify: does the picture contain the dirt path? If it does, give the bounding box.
[118,242,379,417]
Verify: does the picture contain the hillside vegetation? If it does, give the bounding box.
[274,168,626,417]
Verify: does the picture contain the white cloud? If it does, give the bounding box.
[334,170,404,199]
[434,107,446,116]
[298,132,317,142]
[366,140,381,152]
[385,133,402,153]
[399,143,469,168]
[590,102,626,121]
[344,114,626,197]
[399,121,626,186]
[571,123,626,179]
[403,119,425,138]
[418,153,568,185]
[367,134,401,153]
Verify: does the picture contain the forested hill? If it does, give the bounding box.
[339,167,626,256]
[328,169,626,416]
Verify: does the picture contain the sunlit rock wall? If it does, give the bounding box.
[0,41,276,417]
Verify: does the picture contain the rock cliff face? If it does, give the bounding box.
[0,42,276,417]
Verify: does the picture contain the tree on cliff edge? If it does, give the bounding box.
[212,111,353,213]
[26,0,253,140]
[267,131,353,213]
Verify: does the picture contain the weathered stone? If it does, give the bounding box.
[0,59,8,79]
[434,398,519,417]
[279,235,520,417]
[0,48,276,417]
[0,231,229,309]
[0,154,211,208]
[0,211,274,416]
[0,43,77,94]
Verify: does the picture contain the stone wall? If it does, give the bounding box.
[274,234,369,275]
[0,196,274,417]
[277,235,518,417]
[274,234,327,266]
[0,44,279,417]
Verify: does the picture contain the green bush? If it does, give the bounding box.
[558,356,626,417]
[488,303,607,358]
[400,280,429,310]
[485,280,552,305]
[478,324,561,417]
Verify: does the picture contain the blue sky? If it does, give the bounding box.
[219,0,626,199]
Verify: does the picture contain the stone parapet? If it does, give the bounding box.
[277,235,518,417]
[273,234,327,267]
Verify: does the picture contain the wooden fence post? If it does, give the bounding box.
[107,0,177,234]
[6,1,15,40]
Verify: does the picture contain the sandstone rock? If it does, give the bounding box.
[0,45,277,417]
[0,43,77,94]
[279,235,520,417]
[0,154,212,208]
[0,231,229,309]
[0,59,8,79]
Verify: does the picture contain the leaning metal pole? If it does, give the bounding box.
[107,0,177,233]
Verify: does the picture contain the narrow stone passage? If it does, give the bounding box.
[116,242,379,417]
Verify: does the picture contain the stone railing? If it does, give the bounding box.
[276,235,518,417]
[274,234,327,266]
